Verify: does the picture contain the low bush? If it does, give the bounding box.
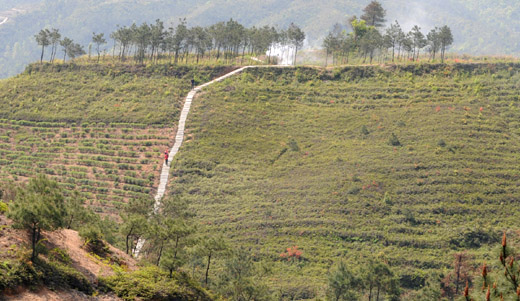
[0,201,7,214]
[0,258,92,295]
[101,266,212,301]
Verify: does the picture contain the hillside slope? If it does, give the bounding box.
[169,64,520,297]
[0,214,134,300]
[0,212,213,300]
[0,64,231,219]
[1,0,520,78]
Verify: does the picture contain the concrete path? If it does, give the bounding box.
[134,66,252,257]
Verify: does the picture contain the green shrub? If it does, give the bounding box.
[101,266,212,301]
[0,260,38,292]
[37,260,93,294]
[0,258,92,294]
[288,139,300,152]
[79,225,107,255]
[449,227,498,249]
[361,125,369,135]
[48,248,72,265]
[388,133,401,146]
[0,201,7,214]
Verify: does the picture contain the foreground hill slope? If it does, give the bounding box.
[169,64,520,296]
[0,213,212,300]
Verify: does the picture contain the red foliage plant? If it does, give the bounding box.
[279,246,303,261]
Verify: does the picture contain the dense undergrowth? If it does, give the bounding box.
[168,63,520,297]
[101,266,213,301]
[0,255,93,295]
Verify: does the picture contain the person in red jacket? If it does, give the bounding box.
[164,150,169,165]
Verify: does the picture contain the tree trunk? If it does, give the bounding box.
[174,236,180,258]
[67,215,74,229]
[156,243,164,266]
[53,43,58,62]
[325,51,328,67]
[241,45,246,65]
[125,233,131,254]
[31,226,37,261]
[40,45,45,63]
[454,255,461,299]
[205,252,212,285]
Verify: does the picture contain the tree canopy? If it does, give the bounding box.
[361,1,386,28]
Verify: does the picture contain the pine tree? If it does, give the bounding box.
[385,21,403,62]
[439,25,454,63]
[120,197,153,255]
[8,175,67,261]
[35,29,51,63]
[361,1,386,28]
[60,37,73,62]
[195,235,228,286]
[92,32,107,63]
[327,261,362,300]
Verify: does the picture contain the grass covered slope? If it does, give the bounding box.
[0,63,233,217]
[0,63,233,124]
[170,64,520,295]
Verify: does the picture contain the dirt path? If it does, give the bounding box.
[0,17,8,26]
[134,66,254,256]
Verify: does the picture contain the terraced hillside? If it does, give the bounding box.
[0,63,232,217]
[170,64,520,296]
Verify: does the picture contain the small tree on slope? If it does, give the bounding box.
[8,175,67,261]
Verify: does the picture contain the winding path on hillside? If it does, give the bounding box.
[134,66,254,256]
[0,17,8,26]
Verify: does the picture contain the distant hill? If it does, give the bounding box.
[0,0,519,78]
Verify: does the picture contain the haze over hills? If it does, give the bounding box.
[0,0,519,78]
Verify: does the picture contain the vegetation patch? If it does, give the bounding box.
[101,266,212,301]
[168,64,520,294]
